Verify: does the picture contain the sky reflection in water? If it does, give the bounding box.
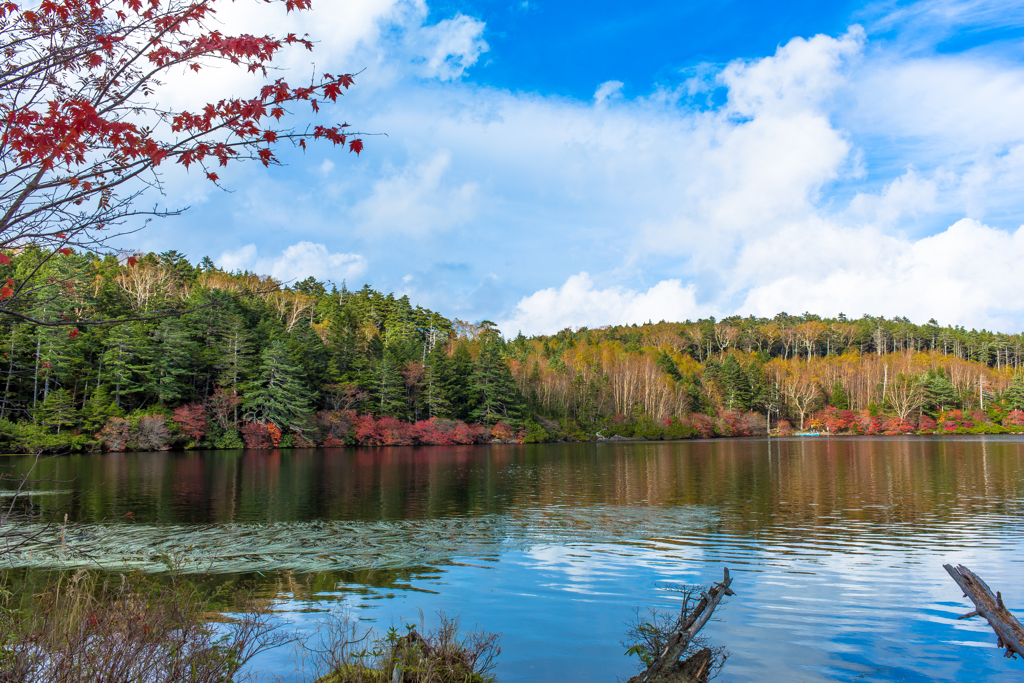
[5,437,1024,681]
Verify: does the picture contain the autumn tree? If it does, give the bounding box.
[0,0,362,321]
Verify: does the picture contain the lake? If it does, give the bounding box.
[4,436,1024,682]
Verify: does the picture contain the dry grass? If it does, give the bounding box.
[0,568,290,683]
[303,611,500,683]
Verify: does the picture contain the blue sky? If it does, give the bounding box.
[136,0,1024,334]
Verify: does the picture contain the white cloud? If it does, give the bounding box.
[498,273,706,336]
[412,13,489,81]
[218,242,367,284]
[148,0,1024,333]
[593,80,624,107]
[350,151,479,236]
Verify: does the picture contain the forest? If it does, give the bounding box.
[3,247,1024,453]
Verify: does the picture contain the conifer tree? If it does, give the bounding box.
[39,388,76,433]
[242,341,314,431]
[470,339,524,425]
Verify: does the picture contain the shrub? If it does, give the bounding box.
[688,414,716,439]
[490,421,516,442]
[98,417,131,451]
[0,569,285,683]
[172,403,208,443]
[134,415,172,450]
[776,420,793,436]
[241,421,272,449]
[1004,409,1024,427]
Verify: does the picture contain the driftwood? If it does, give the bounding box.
[944,564,1024,659]
[628,568,735,683]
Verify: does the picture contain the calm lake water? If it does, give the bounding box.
[5,437,1024,682]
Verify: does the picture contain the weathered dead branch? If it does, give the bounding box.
[944,563,1024,659]
[628,568,735,683]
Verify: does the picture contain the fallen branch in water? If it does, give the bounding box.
[627,567,735,683]
[944,563,1024,660]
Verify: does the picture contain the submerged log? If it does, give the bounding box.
[944,563,1024,659]
[628,568,735,683]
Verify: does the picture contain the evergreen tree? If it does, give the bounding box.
[1003,374,1024,411]
[370,351,406,417]
[242,340,314,430]
[446,343,475,421]
[423,344,453,418]
[829,380,850,410]
[720,355,752,410]
[39,388,76,432]
[923,370,958,412]
[142,317,196,405]
[470,339,524,425]
[81,386,123,433]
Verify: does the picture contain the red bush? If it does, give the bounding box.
[97,417,130,451]
[880,417,916,435]
[353,414,382,445]
[917,414,937,432]
[172,403,208,442]
[241,422,272,449]
[316,409,354,446]
[688,414,716,439]
[1004,410,1024,427]
[491,421,515,442]
[855,410,881,435]
[776,420,793,436]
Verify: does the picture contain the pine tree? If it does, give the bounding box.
[1003,374,1024,411]
[39,388,76,433]
[242,340,314,430]
[470,339,524,425]
[423,344,453,418]
[923,370,958,412]
[371,351,406,417]
[142,317,196,405]
[720,355,752,411]
[446,343,475,420]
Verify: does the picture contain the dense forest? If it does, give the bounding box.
[2,248,1024,453]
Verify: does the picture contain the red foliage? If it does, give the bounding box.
[917,414,937,432]
[880,417,916,435]
[377,416,414,446]
[855,410,881,435]
[491,421,515,442]
[688,414,716,439]
[0,0,361,284]
[353,414,382,445]
[240,421,272,449]
[266,422,281,447]
[809,406,857,433]
[316,409,354,446]
[97,417,130,451]
[172,403,208,441]
[776,420,793,436]
[1004,410,1024,427]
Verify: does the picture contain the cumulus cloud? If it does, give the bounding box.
[350,151,479,235]
[498,273,706,336]
[147,0,1024,335]
[218,242,367,284]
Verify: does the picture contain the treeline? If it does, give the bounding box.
[508,320,1024,437]
[2,248,1024,453]
[0,247,529,452]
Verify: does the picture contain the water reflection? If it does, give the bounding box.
[4,437,1024,681]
